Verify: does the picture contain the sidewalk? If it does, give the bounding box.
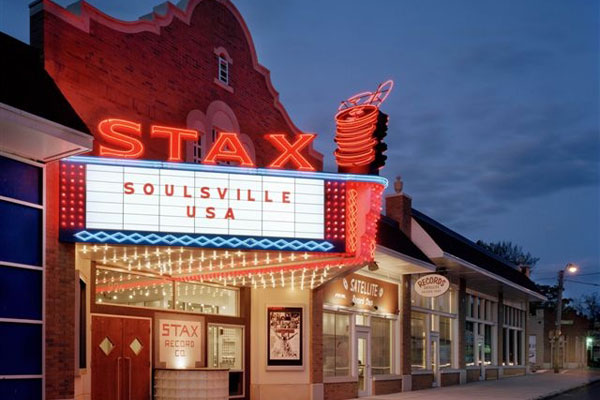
[357,369,600,400]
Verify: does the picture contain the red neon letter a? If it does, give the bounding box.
[151,125,199,162]
[203,132,255,167]
[265,133,316,171]
[98,119,144,159]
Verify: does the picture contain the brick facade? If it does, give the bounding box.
[441,372,460,386]
[373,379,402,395]
[411,373,433,390]
[31,0,322,169]
[45,161,76,399]
[323,382,357,400]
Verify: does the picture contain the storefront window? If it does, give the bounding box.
[323,312,350,377]
[503,304,525,366]
[439,316,452,368]
[95,268,173,310]
[484,324,492,363]
[465,321,474,366]
[176,282,238,316]
[411,312,426,370]
[208,325,244,397]
[94,268,238,316]
[371,317,392,375]
[466,293,497,366]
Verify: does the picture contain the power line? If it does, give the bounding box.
[564,279,600,287]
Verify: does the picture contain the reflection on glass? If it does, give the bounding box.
[95,268,172,309]
[323,312,350,377]
[411,312,426,370]
[440,317,452,368]
[176,282,238,316]
[357,337,367,392]
[484,324,492,364]
[465,321,474,366]
[372,317,392,375]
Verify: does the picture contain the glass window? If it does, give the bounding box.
[218,56,229,84]
[465,321,474,366]
[208,325,243,397]
[95,268,173,310]
[78,278,87,369]
[517,330,522,365]
[508,329,515,365]
[355,314,368,326]
[411,312,426,370]
[440,316,452,368]
[323,312,350,377]
[371,317,392,375]
[468,295,474,318]
[484,324,492,364]
[175,282,238,316]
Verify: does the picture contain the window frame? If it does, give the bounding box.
[465,292,498,367]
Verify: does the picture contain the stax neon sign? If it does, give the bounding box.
[97,118,317,171]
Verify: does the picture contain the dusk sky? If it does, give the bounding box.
[1,0,598,298]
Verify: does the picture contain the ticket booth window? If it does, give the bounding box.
[208,325,244,398]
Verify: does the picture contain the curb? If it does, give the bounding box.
[532,377,600,400]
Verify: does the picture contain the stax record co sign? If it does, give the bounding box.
[323,272,398,314]
[414,274,450,298]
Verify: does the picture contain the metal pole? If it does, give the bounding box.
[553,269,564,373]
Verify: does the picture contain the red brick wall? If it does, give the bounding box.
[441,372,460,386]
[466,368,480,383]
[324,382,358,400]
[411,373,433,390]
[45,161,76,399]
[33,0,322,169]
[485,368,498,380]
[373,379,402,395]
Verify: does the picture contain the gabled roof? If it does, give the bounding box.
[412,208,541,294]
[378,215,432,265]
[0,32,90,134]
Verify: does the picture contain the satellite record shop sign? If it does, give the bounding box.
[58,156,359,252]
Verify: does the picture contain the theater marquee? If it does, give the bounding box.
[59,156,388,253]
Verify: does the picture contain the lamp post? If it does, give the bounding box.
[553,263,578,373]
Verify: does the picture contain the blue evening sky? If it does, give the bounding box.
[1,0,598,298]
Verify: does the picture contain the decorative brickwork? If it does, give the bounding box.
[31,0,322,168]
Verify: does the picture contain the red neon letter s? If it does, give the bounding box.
[151,125,199,162]
[264,133,316,171]
[203,132,255,167]
[98,119,144,159]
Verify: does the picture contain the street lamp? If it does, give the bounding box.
[553,263,579,373]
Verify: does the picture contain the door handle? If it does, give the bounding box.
[124,357,132,400]
[117,357,122,400]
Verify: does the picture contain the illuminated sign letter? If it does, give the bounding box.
[151,125,199,162]
[265,133,316,171]
[98,119,144,158]
[203,132,255,167]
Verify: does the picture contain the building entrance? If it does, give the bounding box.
[91,315,151,400]
[357,329,371,397]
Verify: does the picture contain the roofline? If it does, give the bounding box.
[375,244,436,272]
[443,252,546,301]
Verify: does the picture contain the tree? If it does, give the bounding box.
[476,240,540,269]
[533,283,574,312]
[574,292,600,324]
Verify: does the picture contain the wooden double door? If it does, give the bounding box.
[92,315,151,400]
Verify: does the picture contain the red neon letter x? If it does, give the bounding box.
[151,125,199,162]
[203,132,255,167]
[265,133,316,171]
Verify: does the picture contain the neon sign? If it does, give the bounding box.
[334,80,393,174]
[96,118,317,171]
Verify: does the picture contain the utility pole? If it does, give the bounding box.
[553,269,564,373]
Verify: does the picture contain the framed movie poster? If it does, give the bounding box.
[267,306,303,367]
